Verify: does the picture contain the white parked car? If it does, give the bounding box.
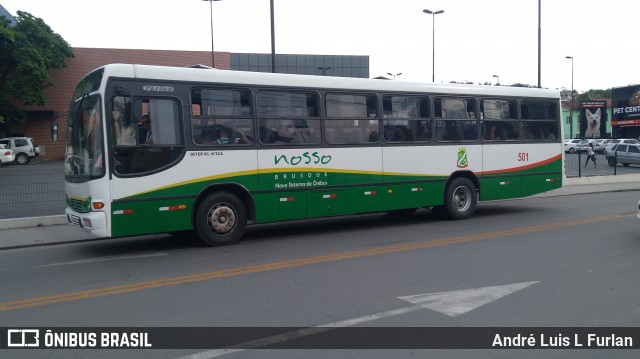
[564,139,582,153]
[0,144,15,166]
[597,139,613,153]
[0,137,39,165]
[575,139,596,153]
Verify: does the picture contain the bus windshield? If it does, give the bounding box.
[65,94,105,180]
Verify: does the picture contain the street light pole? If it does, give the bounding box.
[387,72,402,80]
[538,0,542,88]
[423,9,444,82]
[566,56,574,139]
[270,0,276,73]
[202,0,222,68]
[493,74,500,85]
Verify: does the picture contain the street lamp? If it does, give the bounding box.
[423,9,444,82]
[270,0,276,73]
[318,67,331,76]
[201,0,223,68]
[387,72,402,80]
[566,56,574,139]
[493,74,500,85]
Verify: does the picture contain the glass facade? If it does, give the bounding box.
[230,53,369,78]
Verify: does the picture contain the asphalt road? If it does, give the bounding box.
[1,190,639,358]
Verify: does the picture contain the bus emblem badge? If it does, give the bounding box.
[456,147,468,168]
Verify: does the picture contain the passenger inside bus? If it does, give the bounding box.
[484,124,501,140]
[141,115,152,144]
[259,125,293,144]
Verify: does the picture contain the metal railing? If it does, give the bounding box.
[0,162,66,219]
[565,151,638,178]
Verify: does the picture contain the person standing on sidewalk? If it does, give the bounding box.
[585,142,597,167]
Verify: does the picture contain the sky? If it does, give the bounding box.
[2,0,639,92]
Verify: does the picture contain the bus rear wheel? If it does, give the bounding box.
[443,177,477,220]
[195,192,246,246]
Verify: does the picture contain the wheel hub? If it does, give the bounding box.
[208,204,236,234]
[452,186,471,212]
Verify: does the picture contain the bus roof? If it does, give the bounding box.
[97,63,560,99]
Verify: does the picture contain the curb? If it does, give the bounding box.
[565,173,640,185]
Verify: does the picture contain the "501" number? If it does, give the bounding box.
[518,152,529,161]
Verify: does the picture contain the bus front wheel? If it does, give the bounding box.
[443,177,477,220]
[195,192,247,246]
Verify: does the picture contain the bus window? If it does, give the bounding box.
[110,96,136,145]
[191,88,254,146]
[481,99,519,141]
[114,97,183,175]
[258,90,321,145]
[382,95,431,143]
[434,97,478,141]
[325,93,379,144]
[521,101,559,141]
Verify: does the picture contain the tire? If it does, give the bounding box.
[195,192,246,246]
[15,153,30,165]
[568,148,575,154]
[443,177,477,220]
[608,157,617,167]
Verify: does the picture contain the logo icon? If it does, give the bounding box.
[456,147,468,168]
[7,329,39,347]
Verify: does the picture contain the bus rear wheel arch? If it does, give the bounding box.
[195,192,247,246]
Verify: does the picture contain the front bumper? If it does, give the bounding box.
[65,208,107,237]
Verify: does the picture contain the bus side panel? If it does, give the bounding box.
[482,143,563,199]
[421,180,446,207]
[378,184,423,211]
[253,192,308,223]
[479,176,523,201]
[111,198,194,237]
[521,174,562,197]
[345,186,379,214]
[308,189,346,217]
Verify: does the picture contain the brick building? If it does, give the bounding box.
[9,48,229,160]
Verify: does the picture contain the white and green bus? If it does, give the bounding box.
[64,64,563,246]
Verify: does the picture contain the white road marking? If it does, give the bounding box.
[37,252,168,267]
[176,281,539,359]
[399,281,539,317]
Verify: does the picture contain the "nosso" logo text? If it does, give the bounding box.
[274,152,332,166]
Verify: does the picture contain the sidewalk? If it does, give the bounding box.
[1,175,639,250]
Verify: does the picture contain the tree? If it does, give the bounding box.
[0,11,73,130]
[510,83,535,88]
[577,88,612,101]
